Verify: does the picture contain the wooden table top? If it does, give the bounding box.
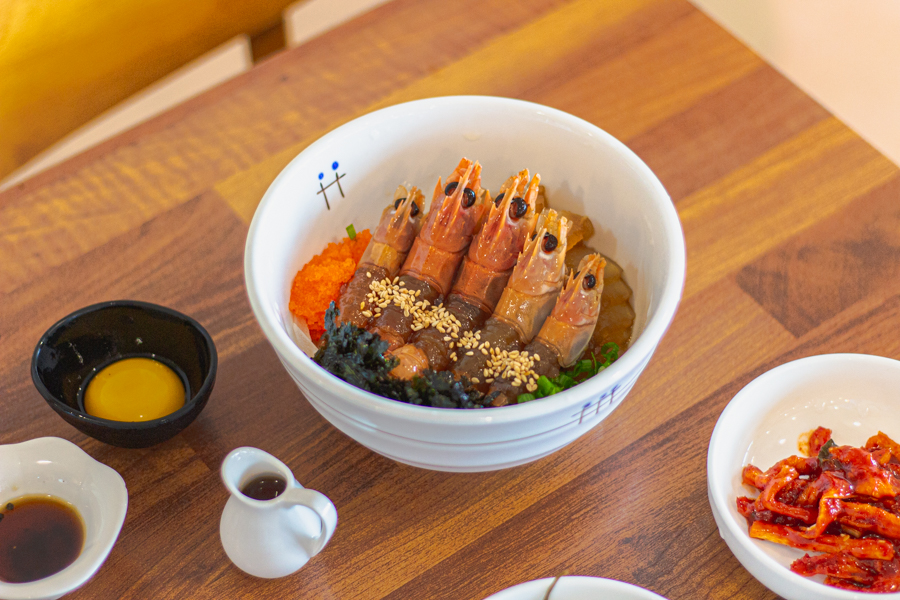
[2,0,899,598]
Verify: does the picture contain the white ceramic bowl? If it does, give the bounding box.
[245,96,686,472]
[707,353,900,600]
[483,576,668,599]
[0,437,128,600]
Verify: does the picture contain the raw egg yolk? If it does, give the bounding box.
[84,357,186,422]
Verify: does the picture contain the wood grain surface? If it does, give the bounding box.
[2,0,899,598]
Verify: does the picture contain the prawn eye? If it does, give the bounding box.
[509,197,527,219]
[493,192,505,207]
[394,197,406,209]
[462,187,476,207]
[444,181,459,196]
[542,233,558,252]
[583,274,597,290]
[410,201,420,217]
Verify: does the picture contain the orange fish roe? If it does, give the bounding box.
[289,229,372,343]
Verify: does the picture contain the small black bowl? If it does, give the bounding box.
[31,300,217,448]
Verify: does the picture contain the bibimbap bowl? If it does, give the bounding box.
[245,96,685,472]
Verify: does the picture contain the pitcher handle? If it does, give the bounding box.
[281,487,338,556]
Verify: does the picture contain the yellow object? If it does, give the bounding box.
[84,357,186,422]
[0,0,296,179]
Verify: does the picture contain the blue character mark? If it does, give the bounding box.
[576,384,621,424]
[316,161,345,210]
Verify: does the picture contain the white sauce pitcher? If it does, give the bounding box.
[219,447,337,578]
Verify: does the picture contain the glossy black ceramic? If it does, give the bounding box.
[31,300,217,448]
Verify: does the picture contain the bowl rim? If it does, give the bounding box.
[0,436,127,599]
[707,353,900,599]
[245,95,686,425]
[31,299,218,430]
[483,575,668,599]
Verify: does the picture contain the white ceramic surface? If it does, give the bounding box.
[245,96,686,472]
[707,353,900,600]
[483,576,669,600]
[219,447,338,579]
[0,437,128,600]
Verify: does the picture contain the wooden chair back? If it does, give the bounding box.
[0,0,296,179]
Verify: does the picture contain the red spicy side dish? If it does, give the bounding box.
[738,426,900,592]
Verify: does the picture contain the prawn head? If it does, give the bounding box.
[468,170,539,272]
[507,208,569,296]
[374,185,424,251]
[419,158,486,254]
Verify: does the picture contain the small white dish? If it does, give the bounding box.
[707,353,900,600]
[483,576,668,599]
[0,437,128,600]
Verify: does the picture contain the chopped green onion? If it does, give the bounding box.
[346,224,357,240]
[557,373,578,389]
[536,375,562,397]
[521,342,622,403]
[600,342,619,365]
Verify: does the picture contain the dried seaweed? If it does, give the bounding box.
[314,303,495,409]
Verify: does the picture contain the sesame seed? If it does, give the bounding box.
[472,377,479,384]
[360,301,366,310]
[362,277,471,346]
[362,310,373,317]
[466,351,474,356]
[366,272,372,278]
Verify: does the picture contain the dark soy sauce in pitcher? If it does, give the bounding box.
[241,474,287,501]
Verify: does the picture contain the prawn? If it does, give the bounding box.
[390,170,539,377]
[368,158,486,350]
[337,186,423,328]
[452,208,569,385]
[487,253,606,405]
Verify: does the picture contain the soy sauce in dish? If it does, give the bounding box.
[241,474,287,501]
[0,495,84,583]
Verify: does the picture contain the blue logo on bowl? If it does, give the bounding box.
[316,161,345,210]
